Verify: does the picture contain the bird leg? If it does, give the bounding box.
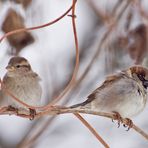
[112,111,123,128]
[29,108,36,120]
[112,112,133,130]
[123,118,133,131]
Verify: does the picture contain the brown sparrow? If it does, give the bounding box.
[2,57,42,118]
[70,66,148,125]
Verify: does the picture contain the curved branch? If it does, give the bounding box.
[0,106,148,141]
[0,0,79,111]
[74,113,109,148]
[46,0,79,106]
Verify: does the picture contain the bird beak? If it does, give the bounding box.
[6,65,15,71]
[143,80,148,88]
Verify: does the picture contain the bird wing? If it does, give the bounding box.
[86,74,123,104]
[71,73,124,108]
[87,73,142,116]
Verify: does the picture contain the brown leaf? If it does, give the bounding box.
[2,8,34,55]
[13,0,32,9]
[127,24,147,64]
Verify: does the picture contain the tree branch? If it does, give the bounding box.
[74,113,109,148]
[0,106,148,141]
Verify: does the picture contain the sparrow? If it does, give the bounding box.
[69,66,148,127]
[1,57,42,119]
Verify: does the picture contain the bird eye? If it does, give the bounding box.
[16,65,21,68]
[138,74,145,81]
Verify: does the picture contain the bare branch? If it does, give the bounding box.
[74,113,109,148]
[0,106,148,141]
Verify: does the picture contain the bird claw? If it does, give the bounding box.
[7,105,18,115]
[112,111,123,128]
[123,118,133,131]
[29,108,36,120]
[112,112,133,131]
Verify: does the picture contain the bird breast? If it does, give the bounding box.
[2,73,42,108]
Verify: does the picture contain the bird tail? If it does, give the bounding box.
[69,99,91,109]
[70,102,85,108]
[50,99,91,115]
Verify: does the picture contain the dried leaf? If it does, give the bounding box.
[127,24,147,64]
[2,8,34,55]
[13,0,32,9]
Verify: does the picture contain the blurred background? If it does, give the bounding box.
[0,0,148,148]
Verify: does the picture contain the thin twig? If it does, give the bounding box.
[17,118,42,148]
[64,0,132,100]
[47,1,108,148]
[86,0,111,23]
[48,0,79,105]
[115,0,132,22]
[18,117,55,148]
[0,106,148,141]
[44,107,148,141]
[0,0,79,111]
[111,0,124,16]
[13,1,81,147]
[135,0,148,21]
[74,113,109,148]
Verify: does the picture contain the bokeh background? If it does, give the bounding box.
[0,0,148,148]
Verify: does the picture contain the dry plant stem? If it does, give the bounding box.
[67,28,112,97]
[21,95,93,148]
[65,0,131,99]
[135,0,148,21]
[18,117,55,148]
[46,2,107,147]
[19,93,77,147]
[17,119,43,148]
[133,125,148,140]
[111,0,124,16]
[0,0,131,111]
[86,0,110,22]
[22,100,74,147]
[28,115,107,148]
[116,0,132,22]
[48,0,79,105]
[0,106,148,141]
[74,113,109,148]
[45,1,107,147]
[1,1,81,147]
[58,108,148,141]
[0,0,79,111]
[20,70,76,147]
[18,89,75,148]
[49,108,148,141]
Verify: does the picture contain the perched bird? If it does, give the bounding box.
[2,57,42,118]
[69,66,148,126]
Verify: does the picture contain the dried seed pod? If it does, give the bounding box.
[127,24,148,64]
[13,0,32,9]
[2,8,34,55]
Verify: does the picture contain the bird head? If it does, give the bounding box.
[6,57,32,77]
[125,66,148,89]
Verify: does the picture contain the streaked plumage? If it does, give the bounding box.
[2,57,42,109]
